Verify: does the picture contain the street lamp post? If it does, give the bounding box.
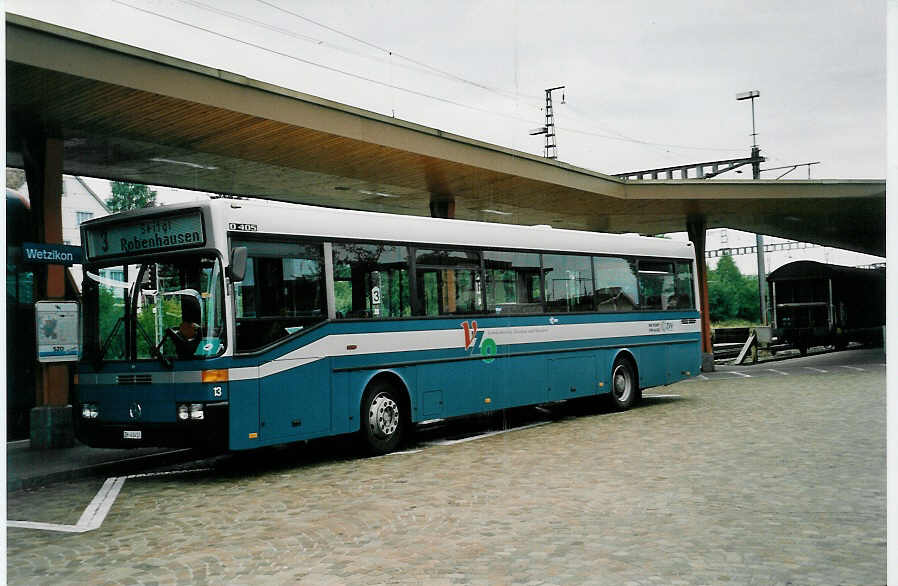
[737,90,768,325]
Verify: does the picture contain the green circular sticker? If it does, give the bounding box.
[480,337,497,363]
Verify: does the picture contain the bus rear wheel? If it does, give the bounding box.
[608,356,639,411]
[360,382,405,455]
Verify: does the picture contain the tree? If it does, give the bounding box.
[707,255,760,324]
[106,181,157,212]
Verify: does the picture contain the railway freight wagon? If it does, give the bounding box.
[767,260,885,355]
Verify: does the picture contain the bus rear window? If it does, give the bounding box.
[638,260,697,310]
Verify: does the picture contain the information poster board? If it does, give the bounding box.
[35,301,80,363]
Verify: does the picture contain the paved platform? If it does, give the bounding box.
[7,348,886,585]
[7,439,194,493]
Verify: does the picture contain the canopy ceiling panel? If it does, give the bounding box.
[6,14,885,255]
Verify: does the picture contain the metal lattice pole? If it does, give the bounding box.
[531,86,565,159]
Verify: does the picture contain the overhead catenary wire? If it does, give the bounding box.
[182,0,745,157]
[253,0,537,101]
[177,0,531,101]
[561,102,744,154]
[112,0,532,122]
[115,0,749,160]
[558,124,744,153]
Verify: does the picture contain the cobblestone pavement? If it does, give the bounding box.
[8,353,885,585]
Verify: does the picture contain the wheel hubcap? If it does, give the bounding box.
[613,365,631,403]
[368,393,399,439]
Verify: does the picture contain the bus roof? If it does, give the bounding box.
[88,199,696,260]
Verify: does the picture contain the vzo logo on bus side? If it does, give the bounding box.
[461,321,497,364]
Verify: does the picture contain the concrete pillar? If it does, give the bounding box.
[751,146,768,325]
[686,215,715,372]
[756,233,768,324]
[23,134,73,448]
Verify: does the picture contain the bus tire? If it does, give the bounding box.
[608,356,639,411]
[360,381,405,455]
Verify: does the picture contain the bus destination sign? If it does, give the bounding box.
[85,212,205,260]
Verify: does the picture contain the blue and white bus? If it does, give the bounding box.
[76,199,701,455]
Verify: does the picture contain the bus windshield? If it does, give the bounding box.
[83,254,226,364]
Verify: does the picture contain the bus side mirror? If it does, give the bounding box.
[229,246,248,282]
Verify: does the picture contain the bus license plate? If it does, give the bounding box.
[123,430,142,440]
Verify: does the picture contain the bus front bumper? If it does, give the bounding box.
[75,402,229,450]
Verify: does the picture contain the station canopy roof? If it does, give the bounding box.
[6,14,885,256]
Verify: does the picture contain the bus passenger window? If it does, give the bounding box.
[332,243,411,318]
[414,248,482,316]
[638,260,676,310]
[593,256,639,312]
[232,240,326,352]
[484,251,543,314]
[542,254,594,312]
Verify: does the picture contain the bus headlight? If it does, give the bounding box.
[177,403,205,421]
[81,403,98,419]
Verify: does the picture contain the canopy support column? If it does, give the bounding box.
[687,215,715,372]
[23,134,73,448]
[429,195,455,219]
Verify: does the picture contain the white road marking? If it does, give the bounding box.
[698,375,709,381]
[8,477,125,534]
[373,449,423,458]
[124,468,212,480]
[8,468,209,534]
[838,365,865,372]
[724,371,752,378]
[804,367,829,373]
[642,394,681,398]
[423,421,550,447]
[766,369,789,376]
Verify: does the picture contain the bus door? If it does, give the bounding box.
[259,358,331,441]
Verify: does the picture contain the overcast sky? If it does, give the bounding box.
[9,0,887,180]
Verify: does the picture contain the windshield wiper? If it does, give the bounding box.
[94,316,124,371]
[134,319,173,369]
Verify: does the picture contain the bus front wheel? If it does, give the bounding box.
[608,356,639,411]
[360,382,405,455]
